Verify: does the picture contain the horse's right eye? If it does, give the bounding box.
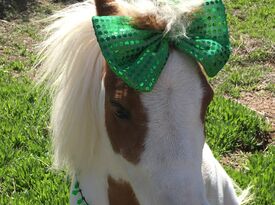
[110,100,131,120]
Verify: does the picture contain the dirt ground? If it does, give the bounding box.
[237,90,275,140]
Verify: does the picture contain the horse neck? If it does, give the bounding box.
[70,132,134,205]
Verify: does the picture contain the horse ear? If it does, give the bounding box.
[95,0,118,16]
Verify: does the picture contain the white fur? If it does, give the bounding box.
[137,50,207,205]
[202,144,253,205]
[119,0,204,37]
[203,144,239,205]
[36,1,250,204]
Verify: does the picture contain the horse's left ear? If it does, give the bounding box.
[95,0,118,16]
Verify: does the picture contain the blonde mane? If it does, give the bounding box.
[36,1,103,171]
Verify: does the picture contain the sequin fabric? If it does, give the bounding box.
[92,0,231,92]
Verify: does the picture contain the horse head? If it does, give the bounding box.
[36,1,244,205]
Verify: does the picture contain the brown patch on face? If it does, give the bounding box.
[197,64,214,123]
[95,0,118,16]
[108,176,140,205]
[132,14,166,30]
[104,64,148,164]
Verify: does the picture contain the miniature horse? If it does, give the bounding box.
[37,0,249,204]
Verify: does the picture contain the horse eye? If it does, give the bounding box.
[110,100,130,120]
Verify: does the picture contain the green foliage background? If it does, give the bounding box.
[0,0,274,204]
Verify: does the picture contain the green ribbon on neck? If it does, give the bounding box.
[92,0,231,92]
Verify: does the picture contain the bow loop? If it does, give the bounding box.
[93,16,169,91]
[174,38,230,77]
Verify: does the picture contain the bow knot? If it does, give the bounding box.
[92,0,231,92]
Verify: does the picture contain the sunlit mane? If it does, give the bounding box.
[36,1,103,171]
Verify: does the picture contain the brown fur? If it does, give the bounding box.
[197,64,214,123]
[104,64,148,164]
[94,0,118,16]
[94,0,166,30]
[108,176,140,205]
[96,0,148,165]
[131,14,166,30]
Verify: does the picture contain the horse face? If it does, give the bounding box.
[94,1,213,204]
[103,49,213,205]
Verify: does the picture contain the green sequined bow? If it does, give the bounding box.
[92,0,231,92]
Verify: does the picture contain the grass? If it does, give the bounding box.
[206,96,270,156]
[225,0,275,41]
[225,146,275,205]
[0,0,274,204]
[213,65,273,98]
[210,0,275,99]
[0,70,69,204]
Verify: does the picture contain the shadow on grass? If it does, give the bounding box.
[0,0,83,21]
